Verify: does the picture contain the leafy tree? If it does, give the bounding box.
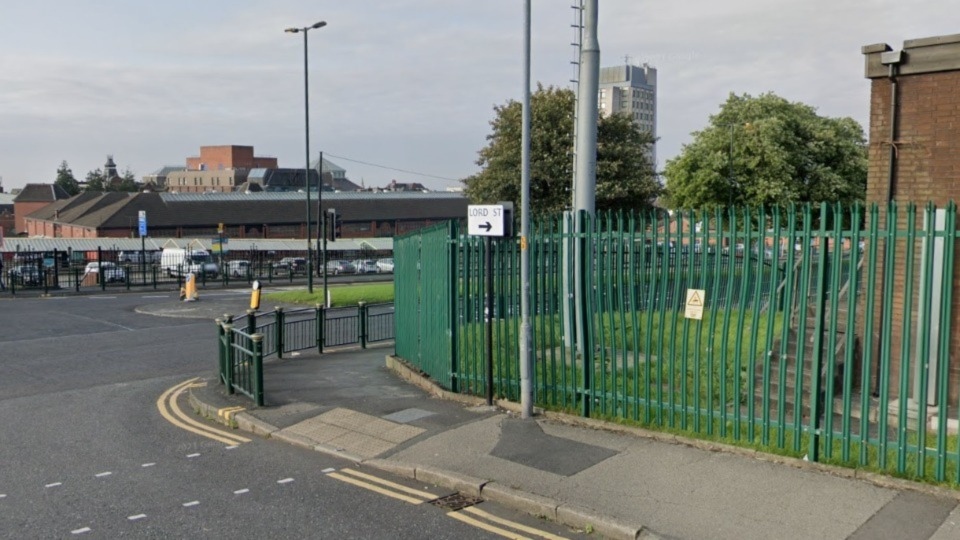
[118,168,139,192]
[663,92,867,210]
[55,160,80,196]
[463,85,660,216]
[85,168,106,192]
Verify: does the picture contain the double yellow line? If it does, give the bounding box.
[157,378,251,446]
[325,468,567,539]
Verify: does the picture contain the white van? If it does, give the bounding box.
[160,248,219,278]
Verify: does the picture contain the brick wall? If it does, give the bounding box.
[864,38,960,404]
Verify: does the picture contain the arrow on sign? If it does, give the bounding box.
[479,222,492,232]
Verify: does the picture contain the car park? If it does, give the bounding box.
[119,250,160,264]
[10,265,43,286]
[376,258,394,273]
[228,260,251,278]
[325,260,356,275]
[280,257,307,274]
[84,261,127,283]
[353,259,379,274]
[271,260,292,276]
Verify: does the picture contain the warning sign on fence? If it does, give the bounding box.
[685,289,706,320]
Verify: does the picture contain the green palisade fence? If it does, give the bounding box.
[394,202,960,486]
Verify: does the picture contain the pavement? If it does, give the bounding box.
[141,296,960,540]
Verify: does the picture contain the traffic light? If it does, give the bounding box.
[328,209,343,241]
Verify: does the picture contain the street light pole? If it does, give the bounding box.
[286,19,327,294]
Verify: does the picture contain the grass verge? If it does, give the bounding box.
[264,282,394,307]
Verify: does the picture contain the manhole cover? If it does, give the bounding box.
[430,493,483,511]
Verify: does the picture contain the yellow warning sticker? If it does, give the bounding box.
[685,289,706,319]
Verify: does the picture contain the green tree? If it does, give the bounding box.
[85,168,106,192]
[55,160,80,196]
[463,85,660,216]
[663,92,867,210]
[118,168,139,192]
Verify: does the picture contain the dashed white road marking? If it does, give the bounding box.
[95,472,112,478]
[141,463,156,468]
[142,295,169,299]
[225,445,239,450]
[71,527,91,534]
[321,468,336,473]
[182,501,200,508]
[234,488,250,495]
[187,453,200,458]
[277,478,294,484]
[0,494,6,498]
[46,482,62,488]
[128,514,147,521]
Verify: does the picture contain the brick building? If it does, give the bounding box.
[862,33,960,405]
[13,184,71,234]
[167,145,279,193]
[23,191,470,240]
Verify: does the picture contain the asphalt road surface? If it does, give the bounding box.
[0,293,575,538]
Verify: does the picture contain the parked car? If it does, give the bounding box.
[10,265,43,286]
[271,260,292,276]
[353,259,379,274]
[325,260,356,275]
[84,261,127,283]
[280,257,307,274]
[376,258,394,273]
[119,250,160,264]
[227,260,251,278]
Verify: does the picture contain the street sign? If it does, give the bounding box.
[211,237,229,254]
[138,211,147,237]
[467,204,506,237]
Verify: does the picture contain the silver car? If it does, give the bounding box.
[353,259,379,274]
[325,260,356,275]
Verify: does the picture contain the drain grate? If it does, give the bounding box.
[430,493,483,511]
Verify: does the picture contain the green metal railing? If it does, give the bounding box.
[217,303,396,405]
[395,202,960,485]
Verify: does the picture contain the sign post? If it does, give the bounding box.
[467,203,513,406]
[138,211,147,282]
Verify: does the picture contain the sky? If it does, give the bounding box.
[0,0,956,193]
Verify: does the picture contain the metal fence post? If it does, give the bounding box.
[252,333,265,407]
[216,318,225,385]
[275,307,284,359]
[152,265,158,290]
[223,323,235,394]
[359,301,368,349]
[74,267,80,292]
[99,247,106,291]
[246,309,257,334]
[316,303,325,354]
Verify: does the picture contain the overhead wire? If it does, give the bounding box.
[321,153,462,183]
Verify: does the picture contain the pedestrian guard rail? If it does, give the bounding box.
[216,302,394,405]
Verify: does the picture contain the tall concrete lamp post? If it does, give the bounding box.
[285,19,327,294]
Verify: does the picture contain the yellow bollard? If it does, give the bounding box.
[183,273,198,301]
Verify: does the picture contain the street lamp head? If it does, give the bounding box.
[311,21,327,29]
[284,27,300,33]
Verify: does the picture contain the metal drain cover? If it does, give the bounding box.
[430,493,483,511]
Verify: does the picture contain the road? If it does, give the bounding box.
[0,293,575,538]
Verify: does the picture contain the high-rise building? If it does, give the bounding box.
[597,63,657,167]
